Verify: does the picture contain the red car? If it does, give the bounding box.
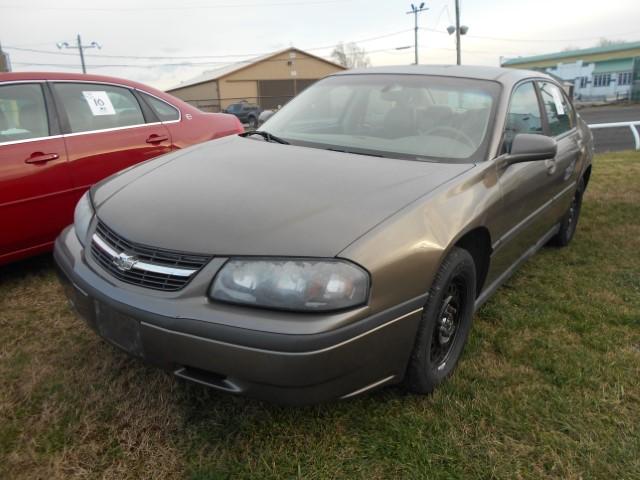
[0,72,243,265]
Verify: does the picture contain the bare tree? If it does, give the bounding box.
[331,42,371,69]
[596,38,626,47]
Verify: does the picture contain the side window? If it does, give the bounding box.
[0,83,49,143]
[538,82,573,137]
[53,83,145,134]
[140,92,180,122]
[504,82,543,152]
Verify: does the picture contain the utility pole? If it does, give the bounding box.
[447,1,468,65]
[57,34,101,74]
[0,41,11,72]
[406,3,428,65]
[454,0,461,65]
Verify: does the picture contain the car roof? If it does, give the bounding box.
[331,64,552,85]
[0,71,198,111]
[0,71,151,88]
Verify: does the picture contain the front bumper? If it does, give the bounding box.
[54,226,425,405]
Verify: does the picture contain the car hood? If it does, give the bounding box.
[93,135,473,257]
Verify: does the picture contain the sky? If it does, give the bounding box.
[1,0,639,90]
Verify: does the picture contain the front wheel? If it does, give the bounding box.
[405,247,476,394]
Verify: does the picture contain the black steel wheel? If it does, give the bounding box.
[406,247,476,394]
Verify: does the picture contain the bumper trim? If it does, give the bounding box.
[340,374,397,399]
[141,306,423,356]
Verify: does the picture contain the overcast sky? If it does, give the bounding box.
[1,0,639,90]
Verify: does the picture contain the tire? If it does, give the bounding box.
[550,178,585,247]
[248,116,258,129]
[405,247,476,394]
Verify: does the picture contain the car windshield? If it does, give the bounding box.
[262,74,501,162]
[227,104,242,112]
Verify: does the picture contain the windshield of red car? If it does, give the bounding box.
[261,74,501,162]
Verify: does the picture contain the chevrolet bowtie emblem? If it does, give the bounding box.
[113,252,138,272]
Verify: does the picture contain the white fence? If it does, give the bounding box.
[588,121,640,150]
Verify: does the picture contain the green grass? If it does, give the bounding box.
[1,151,639,479]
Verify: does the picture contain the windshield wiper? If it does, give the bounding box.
[326,147,384,158]
[240,130,290,144]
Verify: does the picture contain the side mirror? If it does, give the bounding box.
[503,133,557,166]
[258,109,275,127]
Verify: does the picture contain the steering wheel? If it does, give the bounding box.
[422,126,475,148]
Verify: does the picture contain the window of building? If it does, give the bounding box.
[578,77,589,88]
[53,83,145,134]
[618,72,632,86]
[0,83,49,143]
[593,73,612,88]
[140,92,180,122]
[538,82,574,137]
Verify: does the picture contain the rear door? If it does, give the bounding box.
[536,81,581,215]
[0,82,74,262]
[51,81,172,190]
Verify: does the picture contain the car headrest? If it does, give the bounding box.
[380,86,405,103]
[19,103,47,135]
[0,108,8,131]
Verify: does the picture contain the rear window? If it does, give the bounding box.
[53,82,145,134]
[140,92,180,122]
[0,83,49,143]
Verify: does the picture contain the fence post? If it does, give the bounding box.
[630,124,640,151]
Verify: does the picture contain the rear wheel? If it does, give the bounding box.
[405,247,476,394]
[550,178,585,247]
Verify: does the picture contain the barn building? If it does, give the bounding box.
[166,47,345,112]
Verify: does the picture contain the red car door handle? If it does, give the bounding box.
[25,152,59,164]
[146,134,169,144]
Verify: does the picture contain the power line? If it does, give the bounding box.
[0,0,351,11]
[422,27,640,43]
[3,29,413,60]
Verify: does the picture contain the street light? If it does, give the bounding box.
[57,34,101,73]
[447,0,467,65]
[406,2,428,65]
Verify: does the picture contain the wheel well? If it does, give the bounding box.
[582,165,592,189]
[455,227,492,298]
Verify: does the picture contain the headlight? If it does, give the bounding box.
[73,191,94,246]
[210,258,369,312]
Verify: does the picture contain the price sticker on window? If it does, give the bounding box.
[82,91,116,116]
[551,87,565,116]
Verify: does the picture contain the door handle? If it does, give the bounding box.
[146,134,169,144]
[544,158,557,175]
[25,152,59,164]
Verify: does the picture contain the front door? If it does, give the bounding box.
[0,82,74,263]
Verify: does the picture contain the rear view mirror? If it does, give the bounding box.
[503,133,557,165]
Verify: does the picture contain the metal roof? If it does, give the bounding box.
[502,41,640,66]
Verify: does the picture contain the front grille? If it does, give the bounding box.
[90,220,211,292]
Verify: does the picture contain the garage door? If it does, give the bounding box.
[258,79,318,109]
